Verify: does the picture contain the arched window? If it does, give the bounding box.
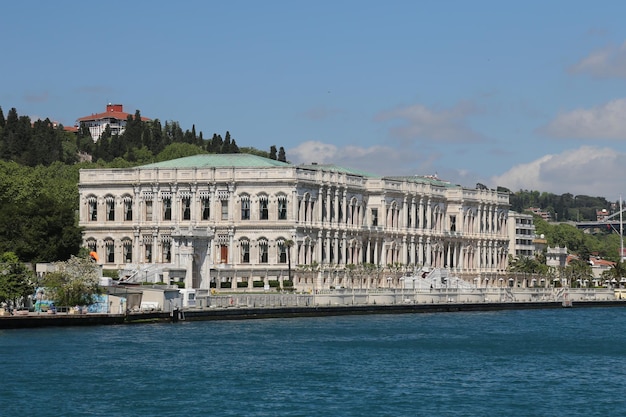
[240,194,250,220]
[122,239,132,263]
[200,191,210,220]
[143,235,153,263]
[240,239,250,263]
[105,239,115,263]
[277,239,287,263]
[258,238,268,263]
[87,196,97,221]
[181,194,191,220]
[123,196,133,221]
[259,194,269,220]
[106,196,115,221]
[277,194,287,220]
[162,192,172,221]
[161,236,171,263]
[85,239,96,253]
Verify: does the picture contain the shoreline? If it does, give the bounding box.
[2,299,625,329]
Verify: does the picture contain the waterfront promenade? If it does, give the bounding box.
[1,286,624,329]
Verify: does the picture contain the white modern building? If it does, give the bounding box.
[507,211,536,259]
[76,103,150,141]
[78,154,511,291]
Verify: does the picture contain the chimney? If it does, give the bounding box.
[106,104,123,113]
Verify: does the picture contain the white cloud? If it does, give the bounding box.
[569,42,626,78]
[375,101,485,143]
[539,98,626,140]
[288,140,436,177]
[491,146,626,197]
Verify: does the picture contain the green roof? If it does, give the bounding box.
[384,175,460,188]
[298,163,378,178]
[139,153,291,169]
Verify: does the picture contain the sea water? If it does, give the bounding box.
[1,307,626,416]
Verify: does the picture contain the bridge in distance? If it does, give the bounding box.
[575,208,626,234]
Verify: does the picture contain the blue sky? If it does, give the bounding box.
[4,1,626,200]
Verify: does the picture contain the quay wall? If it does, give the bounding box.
[0,314,126,329]
[1,288,624,329]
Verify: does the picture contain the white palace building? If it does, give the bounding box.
[78,154,511,291]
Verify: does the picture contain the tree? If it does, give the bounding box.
[566,258,592,287]
[278,146,286,162]
[269,145,277,160]
[602,260,626,287]
[0,252,35,309]
[208,133,223,153]
[42,255,101,306]
[223,131,232,153]
[155,143,206,162]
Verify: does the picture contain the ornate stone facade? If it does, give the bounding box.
[78,155,510,290]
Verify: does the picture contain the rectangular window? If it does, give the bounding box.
[221,200,228,220]
[124,200,132,221]
[145,201,153,221]
[241,198,250,220]
[163,241,171,262]
[145,244,152,263]
[220,245,228,263]
[182,197,191,220]
[371,208,378,226]
[201,198,210,220]
[163,198,172,221]
[278,243,287,263]
[450,215,456,232]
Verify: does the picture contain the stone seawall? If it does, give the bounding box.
[2,299,625,329]
[0,313,126,329]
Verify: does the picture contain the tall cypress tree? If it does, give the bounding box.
[223,131,232,153]
[0,106,5,129]
[278,146,286,162]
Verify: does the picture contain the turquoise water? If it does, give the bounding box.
[2,307,626,416]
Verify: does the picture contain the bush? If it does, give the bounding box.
[102,269,119,279]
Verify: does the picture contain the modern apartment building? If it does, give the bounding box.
[507,211,536,259]
[76,103,150,141]
[78,154,511,291]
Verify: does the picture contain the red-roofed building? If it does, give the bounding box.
[76,103,150,141]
